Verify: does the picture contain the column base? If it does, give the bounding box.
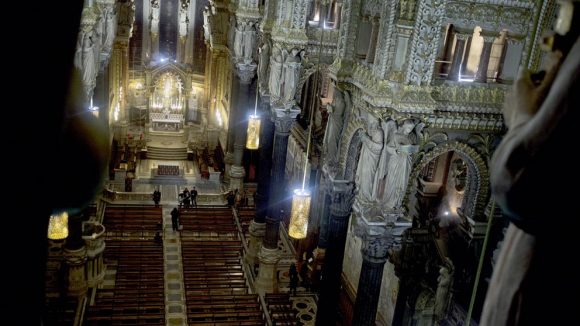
[245,221,266,266]
[223,152,234,183]
[229,165,245,192]
[255,246,281,294]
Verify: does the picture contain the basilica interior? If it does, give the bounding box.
[39,0,560,325]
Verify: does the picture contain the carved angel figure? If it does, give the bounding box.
[383,119,422,210]
[324,88,348,162]
[355,116,384,203]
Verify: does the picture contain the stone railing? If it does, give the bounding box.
[102,188,228,206]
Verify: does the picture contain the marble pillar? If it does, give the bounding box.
[255,107,299,294]
[366,18,379,64]
[352,233,391,326]
[245,102,274,266]
[474,33,496,83]
[447,34,469,81]
[229,64,257,191]
[315,180,355,326]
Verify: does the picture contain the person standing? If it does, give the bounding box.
[171,207,179,232]
[153,189,161,207]
[289,263,299,296]
[191,187,198,208]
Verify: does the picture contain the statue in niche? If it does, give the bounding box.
[268,46,284,102]
[383,119,421,210]
[227,16,236,50]
[103,6,117,52]
[355,116,384,203]
[434,261,454,321]
[324,87,349,162]
[119,0,135,27]
[373,119,397,201]
[179,5,189,37]
[234,23,244,58]
[282,48,301,103]
[258,41,271,91]
[78,28,97,100]
[150,0,160,34]
[243,23,256,62]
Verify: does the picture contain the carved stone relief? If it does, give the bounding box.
[404,0,446,85]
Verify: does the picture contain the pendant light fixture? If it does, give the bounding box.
[47,211,69,240]
[289,20,326,239]
[246,92,261,150]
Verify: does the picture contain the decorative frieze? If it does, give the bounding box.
[444,2,533,36]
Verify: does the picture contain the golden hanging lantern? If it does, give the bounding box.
[47,211,69,240]
[246,115,261,150]
[289,189,311,239]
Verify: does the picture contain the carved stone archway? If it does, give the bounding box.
[405,141,489,220]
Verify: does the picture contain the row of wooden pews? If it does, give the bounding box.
[264,293,300,325]
[103,206,162,239]
[85,205,164,325]
[180,207,265,325]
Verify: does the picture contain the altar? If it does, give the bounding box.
[152,119,182,131]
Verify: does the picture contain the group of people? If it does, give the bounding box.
[179,187,198,208]
[226,189,249,208]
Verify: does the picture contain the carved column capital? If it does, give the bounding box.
[329,180,355,218]
[235,63,257,84]
[352,202,413,261]
[272,108,300,134]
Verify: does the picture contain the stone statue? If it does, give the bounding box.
[258,41,271,91]
[434,262,454,320]
[282,48,301,103]
[268,46,283,101]
[373,119,397,201]
[383,119,419,210]
[234,23,244,58]
[103,6,117,53]
[243,23,256,62]
[227,16,236,50]
[324,88,348,161]
[74,30,85,71]
[179,4,189,37]
[355,116,384,203]
[80,29,97,99]
[150,0,160,34]
[119,0,135,27]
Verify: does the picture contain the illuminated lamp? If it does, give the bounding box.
[47,211,69,240]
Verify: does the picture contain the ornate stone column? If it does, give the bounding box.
[315,180,355,326]
[310,172,331,288]
[255,107,299,294]
[351,231,391,326]
[245,99,274,266]
[328,0,362,80]
[111,0,133,126]
[229,63,257,191]
[447,33,470,81]
[366,17,380,64]
[474,32,496,83]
